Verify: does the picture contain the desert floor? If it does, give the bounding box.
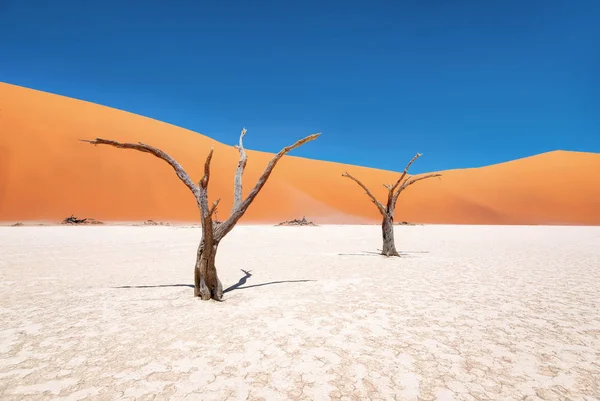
[0,225,599,400]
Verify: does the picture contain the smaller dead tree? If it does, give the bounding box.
[83,129,319,300]
[342,153,441,257]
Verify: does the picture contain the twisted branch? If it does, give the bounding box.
[81,138,199,198]
[342,172,386,215]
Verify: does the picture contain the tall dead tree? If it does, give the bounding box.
[83,129,319,300]
[342,153,441,257]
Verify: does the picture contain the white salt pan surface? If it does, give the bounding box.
[1,225,599,400]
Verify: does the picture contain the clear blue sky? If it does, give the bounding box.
[1,0,598,173]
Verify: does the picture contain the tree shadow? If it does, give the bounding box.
[223,269,315,293]
[223,269,252,293]
[338,251,381,257]
[225,279,315,292]
[338,250,430,257]
[115,283,193,289]
[114,269,315,293]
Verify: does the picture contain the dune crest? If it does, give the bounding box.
[1,82,599,225]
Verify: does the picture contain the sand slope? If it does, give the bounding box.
[1,225,599,399]
[1,82,599,224]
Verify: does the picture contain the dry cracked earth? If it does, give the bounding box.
[0,225,599,400]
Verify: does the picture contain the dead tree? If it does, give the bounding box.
[342,153,441,257]
[63,215,88,225]
[82,128,319,300]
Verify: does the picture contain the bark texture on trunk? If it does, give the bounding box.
[381,214,399,257]
[194,241,223,300]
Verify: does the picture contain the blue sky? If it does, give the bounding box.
[1,0,598,173]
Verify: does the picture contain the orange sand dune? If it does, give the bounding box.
[1,82,599,225]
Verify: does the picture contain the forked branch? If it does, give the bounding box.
[397,173,442,193]
[390,153,441,206]
[215,132,321,240]
[342,172,386,215]
[391,153,422,193]
[81,138,199,197]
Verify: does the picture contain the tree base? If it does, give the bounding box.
[194,245,224,301]
[381,249,400,257]
[381,215,399,257]
[194,272,223,301]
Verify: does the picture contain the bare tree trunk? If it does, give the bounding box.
[194,240,223,300]
[381,214,399,257]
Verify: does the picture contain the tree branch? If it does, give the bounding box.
[342,172,386,215]
[81,138,200,197]
[398,173,442,193]
[197,149,216,247]
[384,153,423,212]
[232,128,248,212]
[208,199,220,217]
[200,148,214,189]
[215,132,320,240]
[391,153,422,193]
[195,148,216,220]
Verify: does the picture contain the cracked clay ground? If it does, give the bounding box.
[1,225,599,400]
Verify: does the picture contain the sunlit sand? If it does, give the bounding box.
[1,224,599,400]
[3,82,600,226]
